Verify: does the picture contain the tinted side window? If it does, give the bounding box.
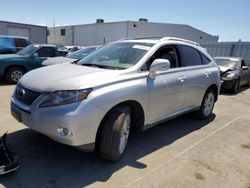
[37,47,55,57]
[180,45,202,66]
[150,46,179,68]
[200,53,211,65]
[14,38,28,48]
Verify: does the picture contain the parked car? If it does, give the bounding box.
[214,57,250,93]
[57,46,83,56]
[0,35,30,54]
[42,46,100,66]
[11,37,220,161]
[0,44,61,84]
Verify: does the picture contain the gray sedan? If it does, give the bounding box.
[214,57,250,93]
[42,46,100,66]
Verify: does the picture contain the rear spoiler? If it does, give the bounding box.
[0,133,20,175]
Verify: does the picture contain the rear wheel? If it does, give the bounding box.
[5,67,25,84]
[196,89,215,119]
[99,106,131,161]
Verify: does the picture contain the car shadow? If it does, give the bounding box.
[0,113,216,188]
[0,79,9,86]
[220,86,249,96]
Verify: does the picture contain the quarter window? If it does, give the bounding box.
[180,45,202,66]
[200,53,211,65]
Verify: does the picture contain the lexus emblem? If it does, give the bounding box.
[16,88,26,98]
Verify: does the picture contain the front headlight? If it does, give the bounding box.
[222,72,237,80]
[39,88,92,107]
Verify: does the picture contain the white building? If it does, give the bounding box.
[48,19,219,46]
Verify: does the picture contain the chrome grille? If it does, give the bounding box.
[14,84,41,106]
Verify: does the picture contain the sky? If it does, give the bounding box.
[0,0,249,41]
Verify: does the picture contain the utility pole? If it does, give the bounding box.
[53,17,56,45]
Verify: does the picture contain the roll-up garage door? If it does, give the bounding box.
[7,27,30,38]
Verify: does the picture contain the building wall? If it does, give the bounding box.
[73,22,128,46]
[0,21,47,43]
[127,22,218,44]
[202,42,250,61]
[48,21,219,46]
[48,26,73,46]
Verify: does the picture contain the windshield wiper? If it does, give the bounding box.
[81,63,124,70]
[81,63,105,68]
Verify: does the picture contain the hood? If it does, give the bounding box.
[219,65,238,76]
[19,63,122,92]
[218,65,233,73]
[0,54,22,61]
[42,56,77,66]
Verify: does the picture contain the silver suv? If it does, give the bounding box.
[11,37,220,161]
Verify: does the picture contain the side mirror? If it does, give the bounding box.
[33,52,38,57]
[242,66,248,70]
[149,59,170,79]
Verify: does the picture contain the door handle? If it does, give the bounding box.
[178,75,186,82]
[205,71,211,77]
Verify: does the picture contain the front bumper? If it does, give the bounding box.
[11,98,105,149]
[221,79,236,90]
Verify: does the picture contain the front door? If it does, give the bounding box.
[147,45,186,124]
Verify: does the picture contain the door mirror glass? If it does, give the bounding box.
[33,52,38,57]
[149,59,170,79]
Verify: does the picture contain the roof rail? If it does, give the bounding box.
[119,37,161,41]
[160,37,200,46]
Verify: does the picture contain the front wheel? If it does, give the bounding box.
[231,78,240,93]
[196,89,215,119]
[5,67,25,84]
[99,106,131,161]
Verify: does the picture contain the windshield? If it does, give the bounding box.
[215,59,239,70]
[17,44,39,56]
[68,47,98,59]
[77,42,153,69]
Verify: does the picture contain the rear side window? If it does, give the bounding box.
[37,47,55,57]
[180,45,202,66]
[14,38,28,48]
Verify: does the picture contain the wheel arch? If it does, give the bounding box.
[95,100,145,150]
[206,84,219,102]
[4,65,27,75]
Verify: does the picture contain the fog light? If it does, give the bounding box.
[57,127,72,136]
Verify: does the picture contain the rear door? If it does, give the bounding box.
[178,45,213,108]
[147,45,187,123]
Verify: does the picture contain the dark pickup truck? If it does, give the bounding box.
[0,44,63,84]
[0,35,30,54]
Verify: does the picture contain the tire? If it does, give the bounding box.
[246,80,250,87]
[231,78,240,93]
[196,89,216,120]
[5,67,25,84]
[99,106,131,161]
